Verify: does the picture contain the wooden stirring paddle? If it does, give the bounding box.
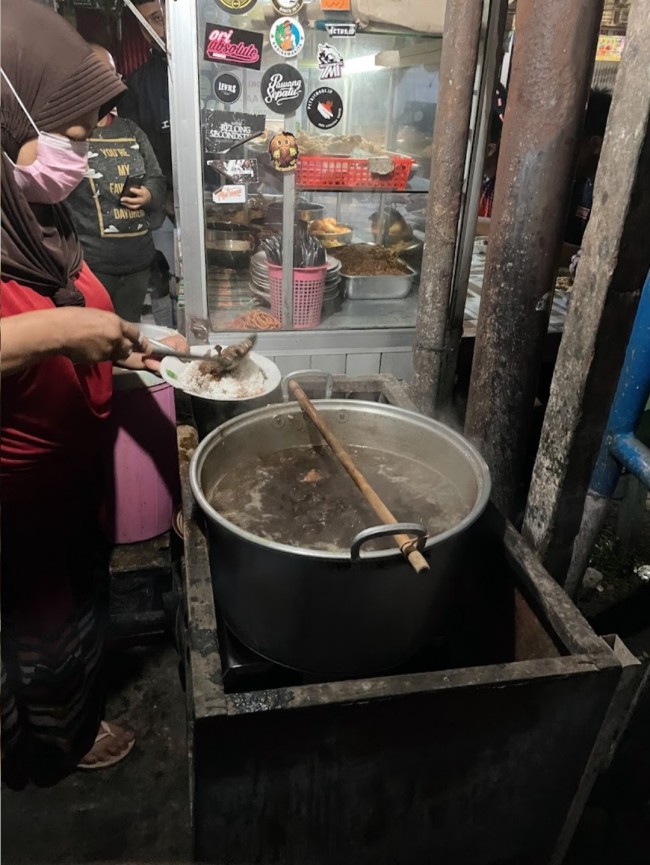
[288,380,430,574]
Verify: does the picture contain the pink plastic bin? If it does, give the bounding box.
[268,264,327,329]
[102,368,179,544]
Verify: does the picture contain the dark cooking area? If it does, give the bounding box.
[2,377,648,865]
[3,1,648,864]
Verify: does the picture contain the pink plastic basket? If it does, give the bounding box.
[268,264,327,329]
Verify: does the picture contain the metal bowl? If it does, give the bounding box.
[269,201,324,225]
[205,222,255,269]
[309,224,353,249]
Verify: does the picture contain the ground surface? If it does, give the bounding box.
[1,645,191,865]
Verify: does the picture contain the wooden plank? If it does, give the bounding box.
[550,636,646,865]
[522,0,650,581]
[177,425,227,720]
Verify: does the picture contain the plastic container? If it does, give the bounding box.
[102,367,179,544]
[268,264,327,328]
[296,155,414,190]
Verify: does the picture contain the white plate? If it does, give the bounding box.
[160,348,281,403]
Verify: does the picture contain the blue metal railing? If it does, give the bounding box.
[591,270,650,496]
[566,271,650,595]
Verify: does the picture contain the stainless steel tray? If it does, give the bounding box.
[341,263,417,300]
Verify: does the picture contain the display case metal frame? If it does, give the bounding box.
[166,0,498,365]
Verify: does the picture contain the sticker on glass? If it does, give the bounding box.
[204,23,263,70]
[321,0,351,10]
[214,0,258,14]
[212,184,247,204]
[324,22,357,37]
[271,0,305,14]
[208,158,259,184]
[268,131,299,172]
[317,43,344,80]
[270,17,305,59]
[214,72,242,104]
[203,110,266,152]
[306,87,343,130]
[261,64,305,115]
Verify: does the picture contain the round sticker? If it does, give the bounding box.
[270,17,305,59]
[306,87,343,130]
[261,64,305,115]
[271,0,304,15]
[268,131,299,172]
[214,72,242,104]
[213,0,258,14]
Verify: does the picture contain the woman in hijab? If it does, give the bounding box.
[1,0,184,787]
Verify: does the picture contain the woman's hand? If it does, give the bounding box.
[121,185,153,210]
[117,333,190,374]
[58,308,143,363]
[1,308,144,377]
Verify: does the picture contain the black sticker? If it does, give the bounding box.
[204,23,263,70]
[261,64,305,116]
[214,72,242,104]
[208,158,259,184]
[203,110,266,152]
[306,87,343,130]
[214,0,258,13]
[324,22,357,37]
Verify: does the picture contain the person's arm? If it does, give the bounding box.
[1,308,144,377]
[120,121,166,217]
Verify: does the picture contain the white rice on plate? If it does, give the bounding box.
[179,354,267,400]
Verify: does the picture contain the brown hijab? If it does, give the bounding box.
[1,0,126,307]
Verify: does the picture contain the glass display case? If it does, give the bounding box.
[168,0,494,374]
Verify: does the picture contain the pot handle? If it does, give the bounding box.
[350,523,428,562]
[281,369,334,402]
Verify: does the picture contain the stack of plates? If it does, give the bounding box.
[249,252,342,308]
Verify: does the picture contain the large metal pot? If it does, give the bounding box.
[190,400,491,675]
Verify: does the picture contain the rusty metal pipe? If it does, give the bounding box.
[410,0,484,417]
[464,0,605,518]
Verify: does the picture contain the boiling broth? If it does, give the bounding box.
[208,444,469,553]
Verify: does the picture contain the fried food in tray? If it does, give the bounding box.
[297,131,388,158]
[309,217,353,249]
[335,244,411,276]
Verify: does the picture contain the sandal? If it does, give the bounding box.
[77,720,135,770]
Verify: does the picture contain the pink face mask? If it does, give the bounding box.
[1,68,89,204]
[12,132,89,204]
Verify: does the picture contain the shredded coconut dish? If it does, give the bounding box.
[179,354,267,400]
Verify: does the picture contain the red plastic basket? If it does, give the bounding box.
[296,155,414,190]
[268,264,327,329]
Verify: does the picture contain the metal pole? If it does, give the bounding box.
[167,0,209,330]
[464,0,605,519]
[522,0,650,582]
[410,0,484,417]
[437,0,508,408]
